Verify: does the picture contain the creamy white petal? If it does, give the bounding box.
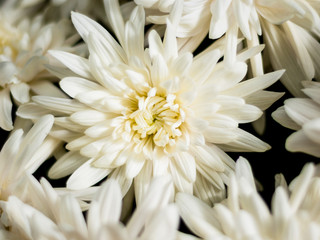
[284,98,320,126]
[10,82,30,104]
[29,80,67,98]
[0,88,13,131]
[0,61,16,86]
[49,50,93,79]
[222,70,285,98]
[71,11,126,63]
[48,151,89,179]
[286,130,320,157]
[32,95,87,114]
[60,77,105,98]
[219,128,270,152]
[176,193,223,238]
[67,158,111,190]
[11,115,54,178]
[139,204,179,240]
[303,118,320,144]
[272,106,301,130]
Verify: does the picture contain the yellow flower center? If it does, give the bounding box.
[127,88,185,148]
[0,21,20,59]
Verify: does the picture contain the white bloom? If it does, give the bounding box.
[1,176,179,240]
[0,115,58,201]
[136,0,320,97]
[177,157,320,240]
[262,2,320,97]
[135,0,303,57]
[18,0,283,205]
[0,1,80,131]
[272,81,320,157]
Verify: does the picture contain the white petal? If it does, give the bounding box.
[32,95,87,114]
[18,55,47,82]
[286,130,320,157]
[303,118,320,144]
[49,50,93,79]
[0,61,16,86]
[48,151,89,179]
[219,128,270,152]
[60,77,104,98]
[30,80,67,98]
[70,110,109,126]
[13,115,54,177]
[172,152,196,182]
[71,11,126,62]
[222,69,285,97]
[272,106,300,130]
[0,88,13,131]
[176,193,223,238]
[67,158,111,190]
[127,176,174,237]
[59,195,88,238]
[125,152,145,179]
[284,98,320,126]
[140,204,179,240]
[88,179,122,233]
[262,21,306,97]
[289,163,314,211]
[10,82,30,104]
[104,0,126,46]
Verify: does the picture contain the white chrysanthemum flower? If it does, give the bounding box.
[136,0,320,98]
[134,0,303,56]
[18,0,284,205]
[0,1,81,131]
[177,157,320,240]
[262,2,320,97]
[272,81,320,157]
[1,176,179,240]
[0,115,59,201]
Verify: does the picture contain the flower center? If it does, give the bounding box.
[0,21,20,58]
[127,88,185,148]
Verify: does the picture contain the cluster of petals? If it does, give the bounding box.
[18,0,285,205]
[177,157,320,239]
[0,0,319,239]
[272,81,320,157]
[1,176,179,240]
[0,0,81,131]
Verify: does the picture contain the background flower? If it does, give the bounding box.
[1,176,179,240]
[272,81,320,157]
[0,0,82,131]
[177,157,320,239]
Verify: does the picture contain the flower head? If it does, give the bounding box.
[18,0,283,204]
[272,81,320,157]
[1,176,179,240]
[177,157,320,239]
[0,1,80,131]
[0,115,57,201]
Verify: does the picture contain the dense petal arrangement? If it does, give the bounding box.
[262,2,320,97]
[0,176,179,240]
[177,157,320,239]
[0,0,319,238]
[0,115,57,201]
[136,0,320,97]
[18,0,284,205]
[0,0,80,131]
[272,81,320,157]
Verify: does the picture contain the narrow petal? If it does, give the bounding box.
[0,88,13,131]
[67,158,111,190]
